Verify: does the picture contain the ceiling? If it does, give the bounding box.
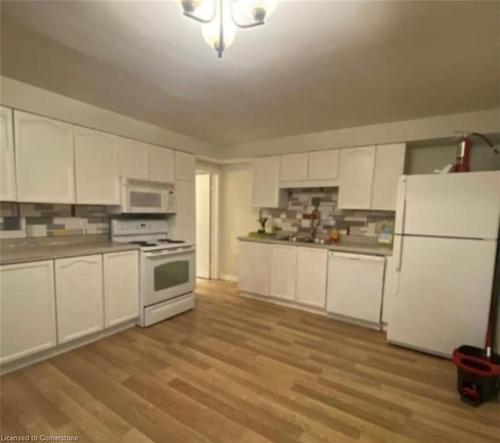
[1,0,499,146]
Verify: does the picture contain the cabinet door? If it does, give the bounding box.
[0,106,16,201]
[175,151,195,181]
[148,145,175,183]
[238,241,271,296]
[280,153,308,182]
[296,247,327,308]
[270,245,297,301]
[14,111,75,203]
[104,251,139,327]
[55,255,104,343]
[117,138,149,180]
[1,261,57,364]
[168,180,195,243]
[338,146,376,209]
[327,252,385,324]
[308,150,339,180]
[252,156,286,208]
[371,143,406,210]
[75,128,120,204]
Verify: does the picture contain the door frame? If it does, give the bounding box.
[195,165,220,280]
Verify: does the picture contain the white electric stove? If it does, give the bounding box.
[111,219,195,327]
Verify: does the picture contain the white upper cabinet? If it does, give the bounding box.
[169,180,195,243]
[55,255,104,344]
[0,106,16,201]
[371,143,406,210]
[75,128,120,205]
[117,138,149,181]
[0,260,57,364]
[14,111,75,203]
[338,146,376,209]
[175,151,195,181]
[308,150,339,180]
[252,156,287,208]
[148,145,175,183]
[280,153,309,182]
[296,247,327,308]
[270,245,297,301]
[103,251,139,328]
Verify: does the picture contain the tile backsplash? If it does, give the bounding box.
[262,188,395,240]
[0,203,111,238]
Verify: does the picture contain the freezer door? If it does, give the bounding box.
[387,236,496,357]
[401,171,500,239]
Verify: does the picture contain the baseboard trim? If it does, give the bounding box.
[220,274,238,282]
[0,320,136,375]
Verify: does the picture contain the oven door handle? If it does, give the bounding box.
[144,247,195,259]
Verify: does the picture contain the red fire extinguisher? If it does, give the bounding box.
[454,132,499,173]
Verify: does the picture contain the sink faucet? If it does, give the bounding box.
[310,198,321,239]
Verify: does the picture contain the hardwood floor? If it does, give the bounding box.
[1,279,499,442]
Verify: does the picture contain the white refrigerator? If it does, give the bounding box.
[387,171,500,357]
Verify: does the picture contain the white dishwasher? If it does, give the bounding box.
[326,251,386,328]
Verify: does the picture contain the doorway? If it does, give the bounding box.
[196,173,211,279]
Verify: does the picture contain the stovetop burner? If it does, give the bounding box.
[158,239,185,244]
[128,241,158,247]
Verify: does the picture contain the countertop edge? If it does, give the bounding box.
[0,243,141,266]
[237,236,393,256]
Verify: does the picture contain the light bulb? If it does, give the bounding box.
[202,0,236,54]
[248,0,278,21]
[176,0,204,14]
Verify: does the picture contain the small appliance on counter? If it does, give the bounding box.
[111,218,195,327]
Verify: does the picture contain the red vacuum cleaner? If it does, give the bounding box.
[453,132,499,172]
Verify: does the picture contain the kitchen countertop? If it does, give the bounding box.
[237,235,393,256]
[0,236,140,266]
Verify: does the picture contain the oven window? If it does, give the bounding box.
[130,191,162,208]
[154,260,189,291]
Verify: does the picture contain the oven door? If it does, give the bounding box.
[143,247,195,306]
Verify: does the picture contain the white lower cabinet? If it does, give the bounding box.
[103,251,139,327]
[327,252,385,325]
[55,255,104,343]
[0,261,57,364]
[238,241,271,296]
[270,245,297,301]
[296,247,328,308]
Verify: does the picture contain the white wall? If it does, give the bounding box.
[219,163,259,281]
[407,143,500,174]
[227,108,500,159]
[0,76,223,158]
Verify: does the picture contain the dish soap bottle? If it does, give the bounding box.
[265,217,275,235]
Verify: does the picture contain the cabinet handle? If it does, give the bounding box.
[60,259,97,269]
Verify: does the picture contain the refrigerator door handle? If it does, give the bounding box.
[394,176,407,235]
[395,235,404,272]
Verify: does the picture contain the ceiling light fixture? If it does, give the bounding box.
[177,0,278,58]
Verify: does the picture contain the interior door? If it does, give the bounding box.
[387,236,496,357]
[403,172,500,238]
[196,174,210,278]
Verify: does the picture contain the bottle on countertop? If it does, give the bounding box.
[265,217,275,235]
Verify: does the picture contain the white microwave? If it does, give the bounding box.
[121,178,176,214]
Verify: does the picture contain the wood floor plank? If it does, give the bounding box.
[1,279,499,443]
